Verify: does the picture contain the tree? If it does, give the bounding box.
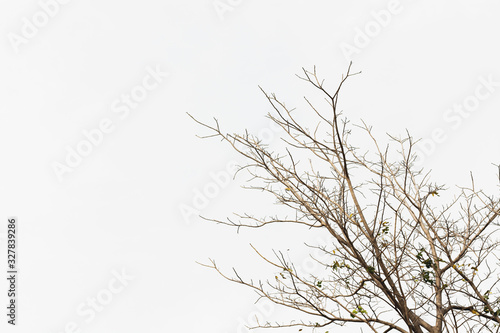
[189,63,500,333]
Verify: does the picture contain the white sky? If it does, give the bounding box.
[0,1,499,332]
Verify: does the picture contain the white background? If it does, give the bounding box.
[0,0,499,332]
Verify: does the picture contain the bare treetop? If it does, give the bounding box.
[189,64,500,333]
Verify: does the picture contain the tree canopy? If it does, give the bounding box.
[190,64,500,333]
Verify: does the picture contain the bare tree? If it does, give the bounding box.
[189,63,500,333]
